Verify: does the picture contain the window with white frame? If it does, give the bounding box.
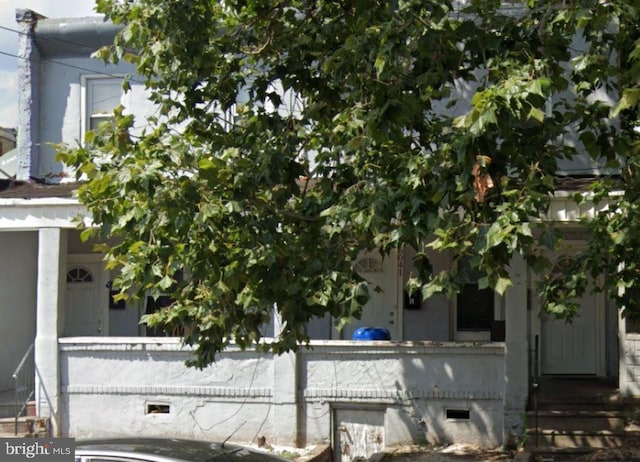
[81,76,125,137]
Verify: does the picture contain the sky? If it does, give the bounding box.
[0,0,98,128]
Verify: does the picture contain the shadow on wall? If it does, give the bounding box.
[392,355,503,449]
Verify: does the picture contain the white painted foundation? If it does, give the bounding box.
[59,338,505,449]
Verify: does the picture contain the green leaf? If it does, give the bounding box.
[494,277,512,296]
[611,88,640,118]
[374,56,386,77]
[528,106,545,122]
[158,275,174,290]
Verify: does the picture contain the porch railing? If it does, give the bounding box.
[12,343,34,435]
[530,334,540,448]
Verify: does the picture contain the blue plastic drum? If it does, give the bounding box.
[352,327,391,340]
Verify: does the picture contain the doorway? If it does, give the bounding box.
[540,288,604,375]
[338,250,399,340]
[64,256,107,336]
[532,247,606,376]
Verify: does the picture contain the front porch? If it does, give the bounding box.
[0,195,633,455]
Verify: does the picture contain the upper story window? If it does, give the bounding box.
[81,76,125,138]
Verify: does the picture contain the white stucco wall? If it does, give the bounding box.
[300,341,505,448]
[0,232,38,392]
[401,247,451,342]
[60,338,506,449]
[37,57,153,181]
[60,338,276,441]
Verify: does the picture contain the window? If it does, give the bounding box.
[81,76,125,137]
[67,267,93,283]
[456,283,494,331]
[454,259,499,341]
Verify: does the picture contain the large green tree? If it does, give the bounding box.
[60,0,640,367]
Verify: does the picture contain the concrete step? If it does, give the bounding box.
[527,410,625,435]
[527,378,624,457]
[533,393,622,409]
[532,379,619,402]
[526,434,640,461]
[526,432,624,450]
[526,407,626,451]
[526,447,597,462]
[0,416,50,438]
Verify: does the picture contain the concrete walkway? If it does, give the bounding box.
[290,443,527,462]
[371,445,522,462]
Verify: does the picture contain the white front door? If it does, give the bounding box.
[64,259,106,336]
[339,250,398,340]
[541,288,602,375]
[537,245,605,375]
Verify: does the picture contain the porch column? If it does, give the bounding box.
[35,228,67,436]
[503,253,528,447]
[271,308,300,446]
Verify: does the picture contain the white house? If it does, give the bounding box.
[2,7,639,460]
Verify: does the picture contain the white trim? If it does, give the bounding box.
[619,282,630,394]
[0,200,90,230]
[453,294,502,342]
[80,74,127,142]
[58,335,506,353]
[0,197,80,206]
[396,248,404,341]
[455,330,491,341]
[389,248,400,339]
[545,190,623,222]
[553,190,624,198]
